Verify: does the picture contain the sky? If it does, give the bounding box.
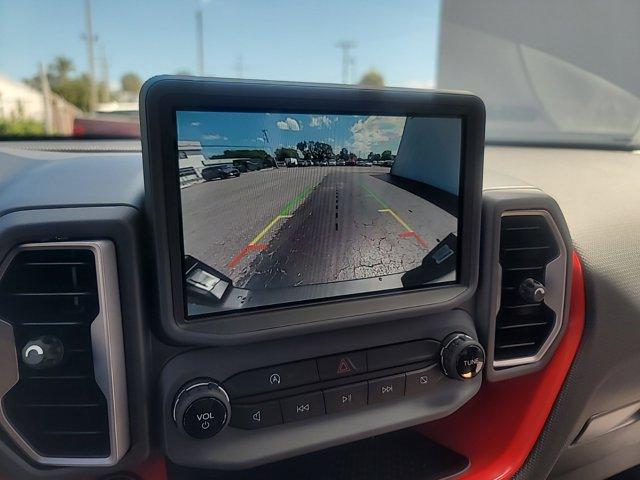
[177,111,407,157]
[0,0,441,89]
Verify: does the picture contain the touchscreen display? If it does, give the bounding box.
[176,111,463,316]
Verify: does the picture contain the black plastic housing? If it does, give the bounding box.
[140,76,486,345]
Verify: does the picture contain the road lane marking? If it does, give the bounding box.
[227,183,318,269]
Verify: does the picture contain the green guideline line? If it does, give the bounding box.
[360,182,390,209]
[278,183,317,216]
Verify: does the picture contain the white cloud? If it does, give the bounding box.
[309,115,333,128]
[276,117,301,131]
[257,137,265,142]
[348,116,406,155]
[203,133,222,140]
[191,121,201,126]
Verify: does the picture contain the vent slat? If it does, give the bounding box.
[495,215,559,363]
[0,248,110,458]
[496,341,537,349]
[498,321,548,330]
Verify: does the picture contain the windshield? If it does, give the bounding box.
[1,0,639,148]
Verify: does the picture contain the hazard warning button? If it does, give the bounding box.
[316,351,366,380]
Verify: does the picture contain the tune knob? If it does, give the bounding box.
[440,333,485,380]
[172,379,230,439]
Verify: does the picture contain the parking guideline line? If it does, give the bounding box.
[360,182,390,209]
[279,184,316,216]
[360,182,428,249]
[250,214,292,245]
[227,183,318,268]
[377,208,413,232]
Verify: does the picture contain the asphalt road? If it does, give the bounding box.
[180,167,456,289]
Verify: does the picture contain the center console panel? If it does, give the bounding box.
[160,311,480,469]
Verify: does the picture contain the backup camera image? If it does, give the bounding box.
[176,110,462,316]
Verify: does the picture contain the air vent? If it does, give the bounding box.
[494,212,566,367]
[0,242,128,466]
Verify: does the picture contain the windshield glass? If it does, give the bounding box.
[1,0,639,147]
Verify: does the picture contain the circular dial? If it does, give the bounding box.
[440,333,485,380]
[172,379,230,439]
[21,335,64,369]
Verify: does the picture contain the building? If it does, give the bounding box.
[0,73,80,135]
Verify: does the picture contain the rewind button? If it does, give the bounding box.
[281,392,325,423]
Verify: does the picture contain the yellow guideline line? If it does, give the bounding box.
[378,208,413,232]
[250,215,292,245]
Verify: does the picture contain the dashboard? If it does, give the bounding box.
[0,78,638,480]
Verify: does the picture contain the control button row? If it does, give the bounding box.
[230,365,443,430]
[224,339,441,398]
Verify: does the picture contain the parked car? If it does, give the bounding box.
[319,160,329,166]
[337,159,345,166]
[233,160,261,172]
[345,159,356,166]
[328,159,337,166]
[202,165,240,181]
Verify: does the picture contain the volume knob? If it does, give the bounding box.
[440,333,485,380]
[172,379,230,439]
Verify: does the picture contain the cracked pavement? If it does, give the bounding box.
[181,166,456,291]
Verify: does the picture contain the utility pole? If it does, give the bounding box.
[84,0,98,113]
[100,45,109,103]
[336,40,356,84]
[196,9,204,76]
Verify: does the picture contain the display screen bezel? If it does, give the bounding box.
[141,77,485,344]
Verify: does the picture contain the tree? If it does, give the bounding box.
[53,74,92,111]
[381,150,393,161]
[358,69,385,87]
[274,147,299,161]
[121,72,142,94]
[297,141,311,159]
[310,141,334,160]
[51,56,74,81]
[338,147,350,161]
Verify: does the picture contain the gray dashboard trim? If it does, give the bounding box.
[0,241,129,467]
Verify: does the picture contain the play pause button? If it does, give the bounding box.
[323,382,367,413]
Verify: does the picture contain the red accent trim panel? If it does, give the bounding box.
[419,251,585,480]
[132,456,168,480]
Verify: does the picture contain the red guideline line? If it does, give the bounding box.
[227,243,267,268]
[399,230,428,249]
